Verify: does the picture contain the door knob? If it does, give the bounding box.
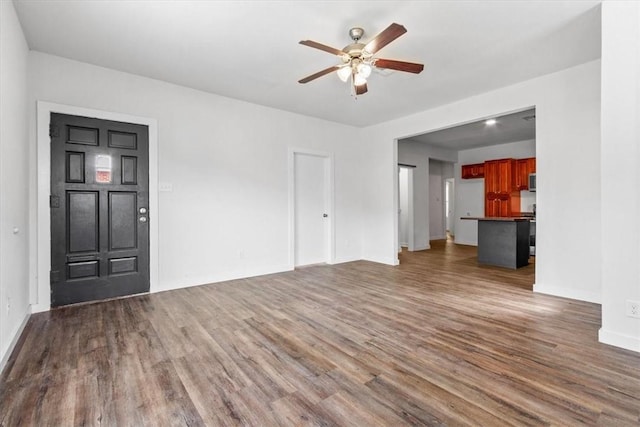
[139,207,147,214]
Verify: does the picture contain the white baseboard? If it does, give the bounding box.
[0,310,31,375]
[155,264,293,293]
[533,283,601,304]
[413,244,430,251]
[31,303,49,313]
[599,328,640,353]
[430,235,446,241]
[363,255,400,266]
[454,239,477,246]
[330,257,361,265]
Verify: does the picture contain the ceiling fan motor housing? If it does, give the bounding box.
[348,27,364,42]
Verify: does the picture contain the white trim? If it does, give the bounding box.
[330,257,361,265]
[0,310,31,375]
[363,255,399,266]
[533,283,601,304]
[392,139,399,264]
[413,244,431,251]
[599,328,640,353]
[454,239,477,247]
[288,147,335,269]
[34,101,159,312]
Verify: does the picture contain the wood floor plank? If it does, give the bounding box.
[1,240,639,426]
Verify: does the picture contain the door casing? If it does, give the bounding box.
[34,101,159,312]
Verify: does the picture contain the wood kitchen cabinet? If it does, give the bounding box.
[515,157,536,190]
[484,159,521,217]
[461,163,484,179]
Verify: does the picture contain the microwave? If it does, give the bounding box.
[529,173,536,192]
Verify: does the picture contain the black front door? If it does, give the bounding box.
[50,113,149,307]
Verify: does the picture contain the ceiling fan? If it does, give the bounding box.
[298,23,424,96]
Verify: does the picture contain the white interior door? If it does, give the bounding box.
[294,153,328,266]
[445,178,455,235]
[399,168,409,247]
[398,166,415,252]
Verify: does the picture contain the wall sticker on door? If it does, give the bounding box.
[95,154,112,183]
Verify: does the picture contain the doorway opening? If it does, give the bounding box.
[393,107,536,284]
[398,165,414,252]
[445,178,455,239]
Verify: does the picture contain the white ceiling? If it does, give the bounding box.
[13,1,601,128]
[405,108,536,150]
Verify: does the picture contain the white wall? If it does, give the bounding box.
[27,52,364,310]
[455,139,536,245]
[397,141,457,253]
[599,2,640,352]
[0,1,31,369]
[361,59,602,304]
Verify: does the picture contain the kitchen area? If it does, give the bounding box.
[397,107,537,270]
[461,156,536,269]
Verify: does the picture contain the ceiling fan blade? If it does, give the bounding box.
[355,82,368,95]
[364,23,407,55]
[298,65,340,84]
[299,40,345,56]
[374,58,424,74]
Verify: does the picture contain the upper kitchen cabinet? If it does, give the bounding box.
[515,157,536,190]
[484,159,521,217]
[461,163,485,179]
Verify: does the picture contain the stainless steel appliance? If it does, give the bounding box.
[528,173,536,192]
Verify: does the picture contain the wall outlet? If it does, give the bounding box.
[627,300,640,318]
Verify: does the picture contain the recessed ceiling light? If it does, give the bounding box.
[485,119,497,125]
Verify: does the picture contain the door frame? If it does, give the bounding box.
[33,101,159,312]
[288,147,335,269]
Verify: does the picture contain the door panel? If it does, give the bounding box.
[294,153,328,266]
[109,192,137,250]
[50,113,149,307]
[67,191,99,253]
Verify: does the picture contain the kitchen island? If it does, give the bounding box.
[462,217,531,269]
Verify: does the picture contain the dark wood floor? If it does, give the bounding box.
[1,240,639,426]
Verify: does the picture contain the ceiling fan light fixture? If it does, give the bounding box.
[357,63,372,78]
[336,66,351,82]
[353,73,367,87]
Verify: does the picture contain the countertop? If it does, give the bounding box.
[461,217,534,222]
